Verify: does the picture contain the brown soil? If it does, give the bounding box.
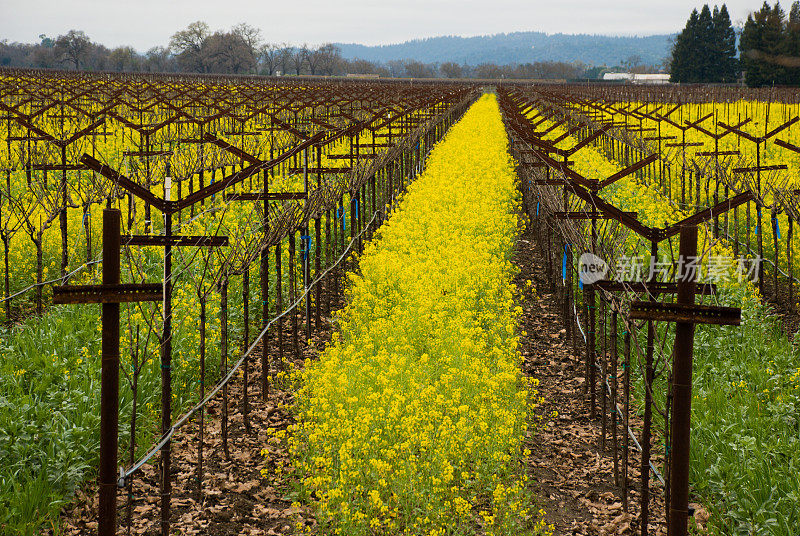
[514,226,671,536]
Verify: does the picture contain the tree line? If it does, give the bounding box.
[671,2,800,86]
[740,1,800,85]
[0,21,656,80]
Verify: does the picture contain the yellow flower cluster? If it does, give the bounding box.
[565,100,800,291]
[526,109,760,302]
[278,95,549,535]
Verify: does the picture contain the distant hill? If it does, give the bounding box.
[336,32,674,67]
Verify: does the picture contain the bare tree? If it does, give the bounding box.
[439,61,463,78]
[290,45,307,75]
[108,46,141,72]
[231,22,262,52]
[259,43,287,75]
[205,31,257,74]
[622,55,643,72]
[346,58,384,75]
[32,45,56,68]
[474,63,505,79]
[145,46,174,72]
[277,45,294,75]
[307,43,342,75]
[54,30,92,69]
[403,60,436,78]
[386,60,405,77]
[170,21,211,73]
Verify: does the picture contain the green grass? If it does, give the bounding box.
[0,175,392,535]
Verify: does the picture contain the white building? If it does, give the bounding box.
[602,73,670,85]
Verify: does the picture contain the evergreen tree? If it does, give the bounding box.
[697,5,717,80]
[767,2,790,82]
[712,4,739,82]
[785,1,800,84]
[740,2,788,86]
[671,4,740,83]
[670,9,702,82]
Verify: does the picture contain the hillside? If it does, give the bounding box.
[336,31,674,67]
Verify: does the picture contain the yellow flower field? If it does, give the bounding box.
[274,94,550,535]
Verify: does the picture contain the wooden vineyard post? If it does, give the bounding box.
[315,146,323,331]
[303,147,311,343]
[98,210,121,536]
[262,171,270,400]
[52,208,163,536]
[160,173,173,536]
[630,225,742,536]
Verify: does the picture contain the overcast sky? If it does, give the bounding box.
[0,0,761,52]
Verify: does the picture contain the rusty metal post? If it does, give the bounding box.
[386,162,393,210]
[772,206,779,300]
[261,171,270,400]
[289,231,299,359]
[370,173,377,232]
[276,242,284,368]
[600,298,607,451]
[60,145,68,281]
[757,143,764,294]
[546,219,554,285]
[622,327,631,512]
[789,216,794,312]
[315,149,322,330]
[360,184,366,249]
[242,266,250,434]
[563,186,571,341]
[197,296,206,500]
[669,225,698,536]
[350,190,357,244]
[220,277,230,459]
[325,207,331,315]
[611,308,619,485]
[641,239,658,536]
[342,191,350,282]
[588,217,598,418]
[160,171,173,536]
[98,208,121,536]
[334,197,343,296]
[303,148,311,344]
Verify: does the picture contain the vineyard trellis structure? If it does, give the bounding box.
[4,68,800,535]
[0,67,477,535]
[498,82,800,536]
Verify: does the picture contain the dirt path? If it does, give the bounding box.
[514,228,668,536]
